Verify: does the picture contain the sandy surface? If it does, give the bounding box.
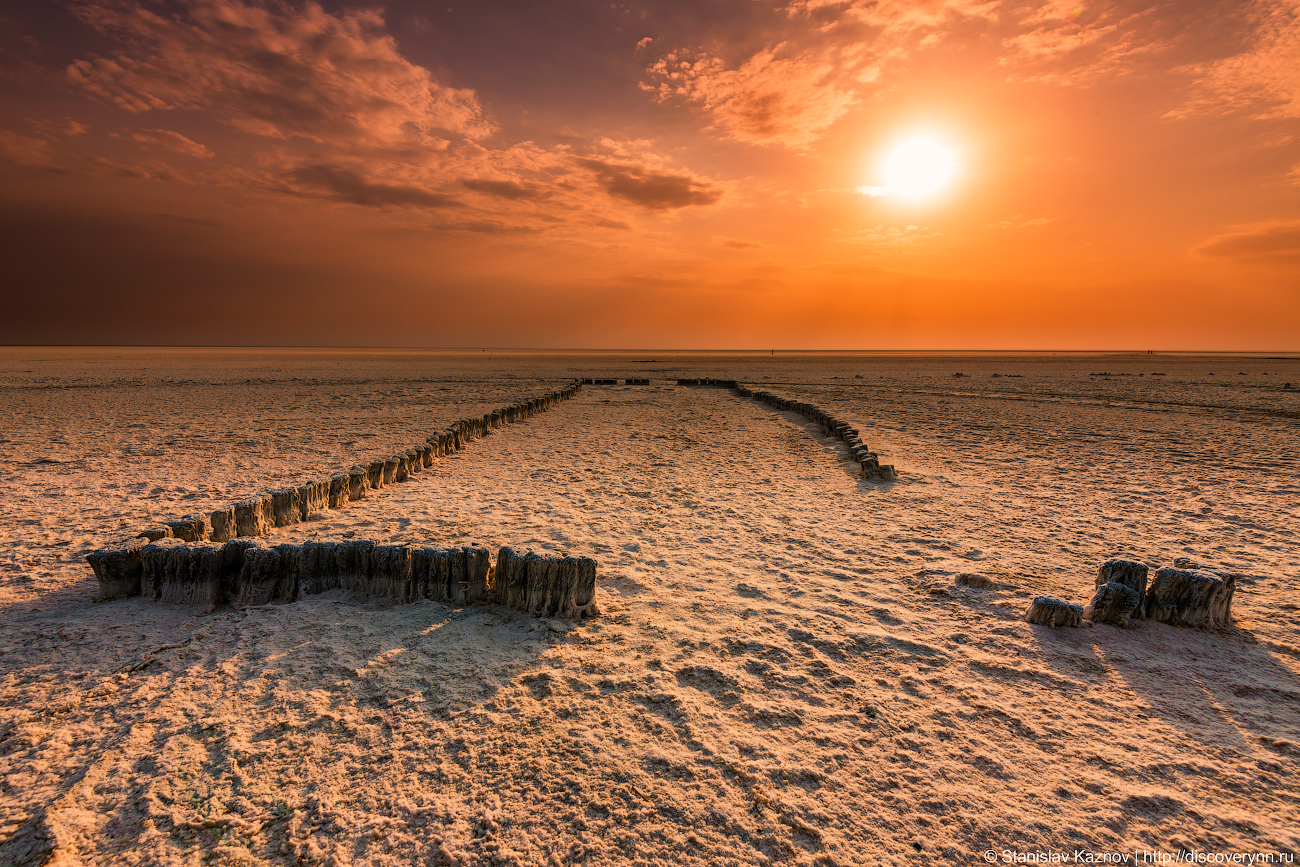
[2,349,1298,866]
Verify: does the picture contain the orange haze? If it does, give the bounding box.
[1,0,1297,348]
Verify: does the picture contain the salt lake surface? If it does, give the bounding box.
[2,348,1298,865]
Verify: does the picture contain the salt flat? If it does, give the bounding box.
[2,349,1298,866]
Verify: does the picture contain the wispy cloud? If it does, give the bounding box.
[997,1,1161,85]
[989,216,1056,229]
[835,223,941,249]
[1192,220,1300,264]
[114,128,214,158]
[31,118,90,138]
[642,43,857,149]
[1171,0,1300,119]
[0,129,59,169]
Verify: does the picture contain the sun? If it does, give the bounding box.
[881,136,958,198]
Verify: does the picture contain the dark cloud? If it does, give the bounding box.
[1192,221,1300,264]
[579,159,721,210]
[286,165,461,209]
[461,179,542,199]
[66,0,492,148]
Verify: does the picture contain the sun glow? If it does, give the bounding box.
[865,136,958,199]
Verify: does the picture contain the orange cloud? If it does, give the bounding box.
[643,44,857,149]
[31,118,91,138]
[999,2,1159,85]
[784,0,999,33]
[115,128,214,158]
[1172,0,1300,119]
[1192,221,1300,264]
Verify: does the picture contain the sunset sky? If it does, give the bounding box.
[2,0,1297,349]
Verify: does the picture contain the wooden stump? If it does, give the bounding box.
[1025,595,1083,627]
[1143,567,1234,628]
[385,456,403,485]
[333,539,375,596]
[525,554,556,616]
[464,546,492,604]
[495,547,528,609]
[347,467,369,501]
[492,548,600,618]
[1083,582,1140,626]
[1097,558,1149,615]
[429,547,455,602]
[231,544,281,607]
[328,474,351,509]
[88,536,147,599]
[368,545,413,601]
[573,557,599,618]
[554,556,600,618]
[297,479,330,518]
[447,547,469,604]
[166,515,207,542]
[158,543,224,608]
[141,538,191,600]
[209,506,237,543]
[411,546,440,601]
[233,495,274,538]
[269,487,303,528]
[295,541,334,596]
[219,539,258,598]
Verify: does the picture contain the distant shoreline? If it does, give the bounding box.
[1,345,1298,358]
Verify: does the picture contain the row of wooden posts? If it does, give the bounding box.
[88,380,587,611]
[677,378,898,481]
[87,374,900,616]
[90,538,598,619]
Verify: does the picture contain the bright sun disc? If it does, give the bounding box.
[884,137,957,197]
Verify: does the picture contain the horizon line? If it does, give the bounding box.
[1,344,1299,356]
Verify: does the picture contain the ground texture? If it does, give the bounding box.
[2,350,1298,866]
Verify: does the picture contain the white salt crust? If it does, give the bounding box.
[1,349,1298,866]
